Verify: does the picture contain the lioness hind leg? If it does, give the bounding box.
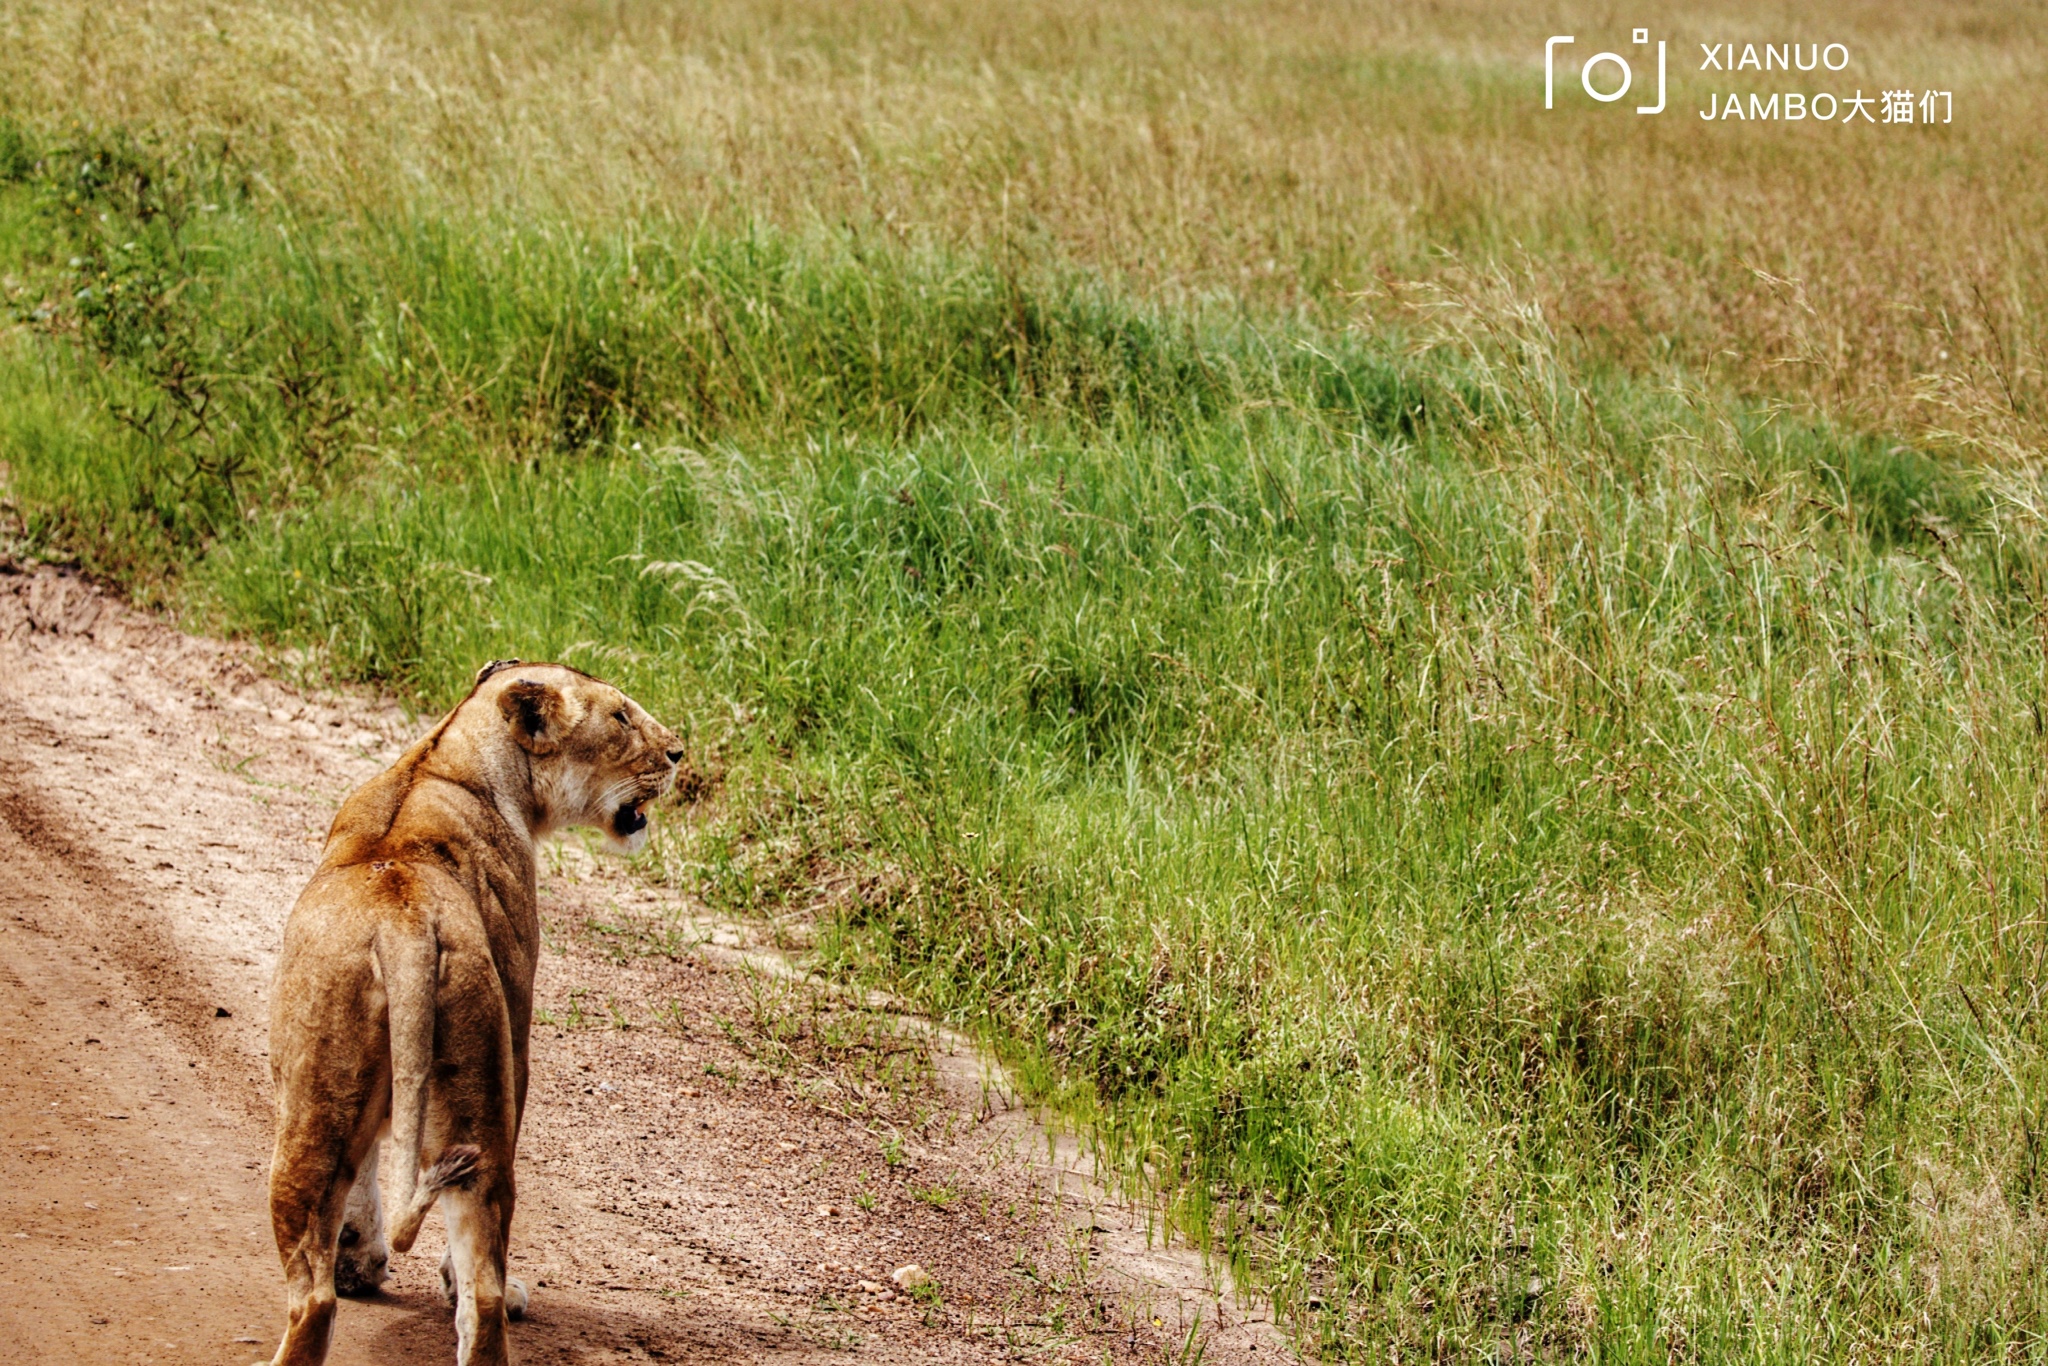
[335,1139,390,1296]
[266,1137,357,1366]
[443,1180,517,1365]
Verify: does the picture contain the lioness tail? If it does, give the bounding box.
[387,1143,482,1253]
[377,920,448,1254]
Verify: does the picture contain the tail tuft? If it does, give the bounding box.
[423,1143,482,1194]
[388,1144,486,1254]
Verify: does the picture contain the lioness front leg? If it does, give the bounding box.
[334,1138,390,1296]
[442,1248,528,1320]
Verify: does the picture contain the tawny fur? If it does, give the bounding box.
[262,662,679,1366]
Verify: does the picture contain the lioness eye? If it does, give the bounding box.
[613,709,629,727]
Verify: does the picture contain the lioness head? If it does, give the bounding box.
[473,659,682,854]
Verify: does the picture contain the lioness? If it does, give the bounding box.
[264,661,680,1366]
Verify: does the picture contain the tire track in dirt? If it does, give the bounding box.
[0,773,254,1112]
[0,563,1291,1365]
[0,789,287,1360]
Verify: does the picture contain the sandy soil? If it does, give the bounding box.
[0,562,1292,1365]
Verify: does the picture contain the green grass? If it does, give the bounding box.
[7,120,2048,1361]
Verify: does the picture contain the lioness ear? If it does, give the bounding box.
[498,678,565,755]
[475,658,522,687]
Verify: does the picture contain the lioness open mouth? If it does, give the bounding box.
[611,797,649,839]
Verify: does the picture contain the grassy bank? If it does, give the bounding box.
[4,1,2048,1359]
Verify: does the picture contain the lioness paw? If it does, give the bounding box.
[334,1226,390,1296]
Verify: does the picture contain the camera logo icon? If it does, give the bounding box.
[1545,30,1666,114]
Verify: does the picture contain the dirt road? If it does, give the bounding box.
[0,564,1288,1365]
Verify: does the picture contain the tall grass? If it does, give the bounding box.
[2,0,2042,435]
[3,1,2048,1359]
